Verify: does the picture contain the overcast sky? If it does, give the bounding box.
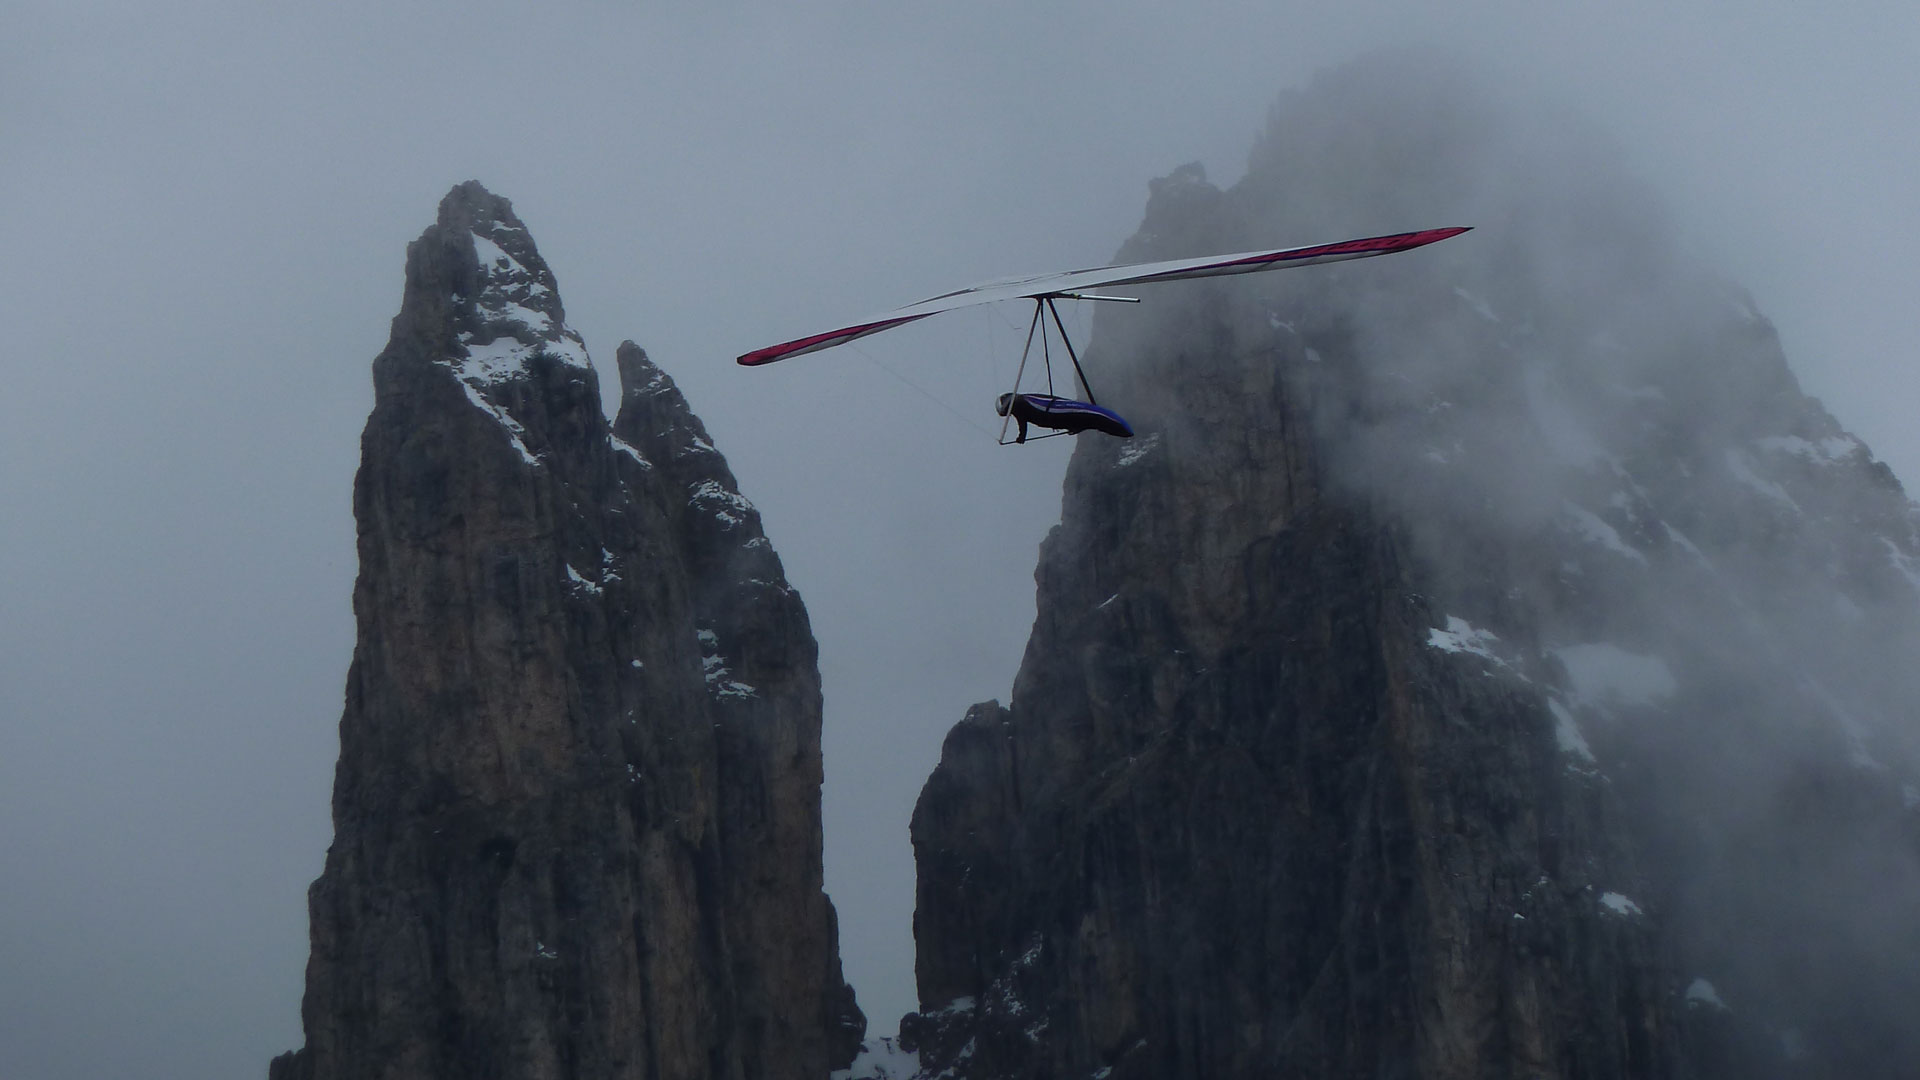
[2,3,1916,1078]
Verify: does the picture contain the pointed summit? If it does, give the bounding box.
[375,180,595,470]
[271,185,860,1080]
[430,180,589,380]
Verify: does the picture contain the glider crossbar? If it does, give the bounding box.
[1047,291,1140,304]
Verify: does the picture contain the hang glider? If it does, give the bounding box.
[736,227,1469,367]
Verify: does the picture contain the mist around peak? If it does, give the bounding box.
[1071,53,1920,1074]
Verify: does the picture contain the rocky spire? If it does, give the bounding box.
[903,59,1920,1079]
[270,182,860,1080]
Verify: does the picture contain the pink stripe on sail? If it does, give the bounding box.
[1127,227,1471,282]
[737,314,928,366]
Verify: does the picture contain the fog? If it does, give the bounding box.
[1082,53,1920,1066]
[3,3,1917,1078]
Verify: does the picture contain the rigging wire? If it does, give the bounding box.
[1041,307,1055,397]
[837,295,1105,448]
[1045,297,1098,405]
[983,306,1002,409]
[845,340,1001,441]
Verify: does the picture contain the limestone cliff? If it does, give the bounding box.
[904,59,1920,1079]
[270,182,861,1080]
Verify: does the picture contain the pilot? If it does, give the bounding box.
[995,392,1134,444]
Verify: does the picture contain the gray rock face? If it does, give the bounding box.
[905,60,1920,1079]
[270,182,860,1080]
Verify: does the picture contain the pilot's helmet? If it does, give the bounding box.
[995,392,1015,416]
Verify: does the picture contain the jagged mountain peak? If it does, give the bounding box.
[903,55,1920,1080]
[615,337,666,399]
[398,180,590,393]
[1112,161,1227,265]
[372,182,603,475]
[616,340,725,462]
[271,185,860,1080]
[433,180,566,325]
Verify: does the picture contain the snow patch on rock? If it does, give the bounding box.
[929,995,975,1016]
[1725,449,1801,513]
[1559,501,1647,564]
[1116,432,1160,467]
[470,231,520,276]
[1428,616,1501,661]
[609,433,653,469]
[1598,891,1643,917]
[565,563,603,596]
[1686,978,1729,1011]
[1547,698,1599,767]
[1882,539,1920,600]
[688,479,754,529]
[1429,616,1530,682]
[1756,433,1861,465]
[451,378,540,466]
[831,1036,921,1080]
[696,628,757,699]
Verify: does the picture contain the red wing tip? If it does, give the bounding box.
[738,314,923,368]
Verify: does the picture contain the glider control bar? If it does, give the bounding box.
[1049,292,1141,303]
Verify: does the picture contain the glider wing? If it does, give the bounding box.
[737,226,1468,366]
